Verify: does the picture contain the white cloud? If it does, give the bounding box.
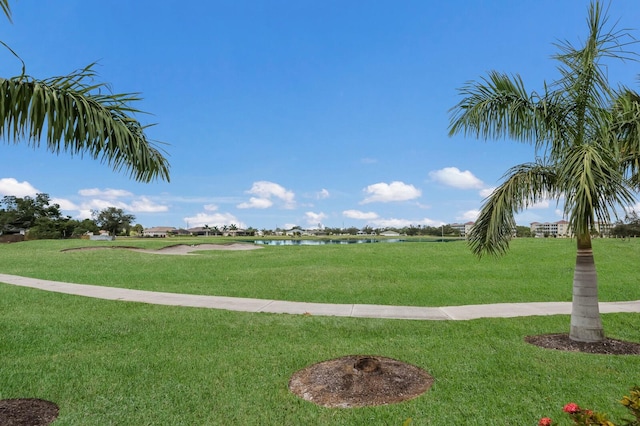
[343,209,379,220]
[183,212,245,228]
[457,210,480,222]
[626,203,640,215]
[514,211,543,225]
[361,181,421,204]
[129,197,169,213]
[479,187,495,198]
[51,197,78,211]
[78,188,133,198]
[316,189,330,199]
[204,204,218,211]
[239,181,296,209]
[76,209,93,220]
[529,200,550,209]
[283,223,298,230]
[429,167,484,190]
[305,211,327,225]
[0,178,39,197]
[369,217,441,228]
[237,197,273,209]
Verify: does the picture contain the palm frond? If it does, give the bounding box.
[612,88,640,189]
[468,162,558,257]
[449,71,537,142]
[448,71,541,143]
[0,64,170,182]
[552,1,637,147]
[448,71,576,158]
[0,0,11,23]
[560,143,635,237]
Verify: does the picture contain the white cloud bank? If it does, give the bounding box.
[238,181,296,209]
[361,181,421,204]
[0,178,39,197]
[237,197,273,209]
[78,188,133,198]
[369,217,442,228]
[305,211,327,226]
[343,209,379,220]
[183,212,245,229]
[429,167,484,189]
[479,187,495,198]
[457,209,480,222]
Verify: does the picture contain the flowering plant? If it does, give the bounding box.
[539,386,640,425]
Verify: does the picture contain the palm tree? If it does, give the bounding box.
[0,2,169,182]
[448,1,640,342]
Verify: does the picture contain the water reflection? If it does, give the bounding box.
[253,239,406,246]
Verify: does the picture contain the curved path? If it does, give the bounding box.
[2,273,640,320]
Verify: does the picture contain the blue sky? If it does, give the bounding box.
[2,1,640,230]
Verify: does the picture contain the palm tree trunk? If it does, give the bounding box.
[569,233,604,342]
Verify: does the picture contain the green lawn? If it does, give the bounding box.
[1,238,639,425]
[1,237,640,306]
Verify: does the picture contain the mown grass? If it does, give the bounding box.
[1,237,639,306]
[1,238,639,424]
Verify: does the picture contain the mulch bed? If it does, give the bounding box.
[525,333,640,355]
[289,355,434,408]
[0,399,59,426]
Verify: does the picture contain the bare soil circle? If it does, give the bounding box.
[525,334,640,355]
[0,399,59,426]
[289,355,433,408]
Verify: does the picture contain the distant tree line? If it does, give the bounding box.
[611,212,640,238]
[0,193,136,240]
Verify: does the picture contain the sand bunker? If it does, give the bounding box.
[63,243,263,255]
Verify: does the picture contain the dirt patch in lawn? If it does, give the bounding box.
[525,334,640,355]
[0,399,59,426]
[289,355,433,408]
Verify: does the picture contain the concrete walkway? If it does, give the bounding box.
[2,273,640,321]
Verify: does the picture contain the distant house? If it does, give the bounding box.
[143,226,176,237]
[187,227,208,236]
[225,228,249,237]
[379,230,400,237]
[188,227,226,236]
[284,227,303,236]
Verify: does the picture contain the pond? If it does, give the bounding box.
[249,238,457,246]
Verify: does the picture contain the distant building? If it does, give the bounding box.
[530,220,613,238]
[187,227,216,236]
[449,222,475,237]
[593,221,614,237]
[530,220,571,237]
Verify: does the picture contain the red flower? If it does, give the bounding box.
[563,403,580,414]
[538,417,553,426]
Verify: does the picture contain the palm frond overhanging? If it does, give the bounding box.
[0,64,170,182]
[0,0,169,182]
